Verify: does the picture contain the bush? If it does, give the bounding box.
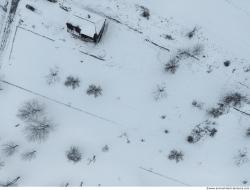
[139,6,150,19]
[17,99,45,121]
[224,60,231,67]
[246,128,250,137]
[222,92,247,107]
[186,27,197,39]
[192,100,203,110]
[21,150,37,161]
[154,83,167,101]
[2,142,19,156]
[86,84,102,98]
[207,104,226,118]
[168,149,184,163]
[66,146,82,163]
[24,117,54,142]
[64,76,80,89]
[165,57,179,74]
[102,145,109,152]
[46,66,60,85]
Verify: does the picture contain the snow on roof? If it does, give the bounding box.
[67,10,106,38]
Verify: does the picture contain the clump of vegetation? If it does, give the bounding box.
[64,76,80,89]
[153,83,167,101]
[222,92,247,107]
[168,149,184,163]
[66,146,82,163]
[207,104,226,118]
[187,120,217,143]
[17,99,45,121]
[86,84,102,98]
[234,148,249,167]
[21,150,37,161]
[165,57,179,74]
[208,92,248,118]
[2,142,19,156]
[46,66,60,85]
[165,44,204,74]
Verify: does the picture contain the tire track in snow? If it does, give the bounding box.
[0,0,20,66]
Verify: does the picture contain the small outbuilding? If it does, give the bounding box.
[66,13,106,43]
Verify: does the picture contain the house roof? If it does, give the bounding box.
[67,10,106,38]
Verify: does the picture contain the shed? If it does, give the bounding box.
[66,13,106,43]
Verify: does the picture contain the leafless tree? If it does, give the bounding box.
[234,148,249,167]
[154,83,167,101]
[24,117,54,142]
[2,142,19,156]
[17,99,45,121]
[0,177,21,187]
[168,150,184,163]
[46,66,60,85]
[21,150,37,161]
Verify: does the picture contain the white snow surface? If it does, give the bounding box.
[0,0,250,186]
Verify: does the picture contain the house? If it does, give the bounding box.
[66,13,106,43]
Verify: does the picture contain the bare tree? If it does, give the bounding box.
[21,150,37,161]
[0,177,21,187]
[234,148,249,167]
[153,83,167,101]
[17,99,45,121]
[64,76,80,89]
[46,66,60,85]
[2,142,19,156]
[24,117,54,142]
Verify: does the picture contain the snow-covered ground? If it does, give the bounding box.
[0,0,250,186]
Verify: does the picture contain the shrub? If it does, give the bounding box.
[165,57,179,74]
[222,92,247,107]
[191,44,204,57]
[224,60,231,67]
[192,100,203,110]
[24,117,54,142]
[207,104,226,118]
[17,100,45,121]
[168,149,184,163]
[64,76,80,89]
[186,27,197,39]
[2,142,19,156]
[66,146,82,163]
[246,128,250,137]
[21,150,37,161]
[154,83,167,101]
[139,6,150,19]
[46,66,60,85]
[86,84,102,97]
[234,148,249,166]
[102,145,109,152]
